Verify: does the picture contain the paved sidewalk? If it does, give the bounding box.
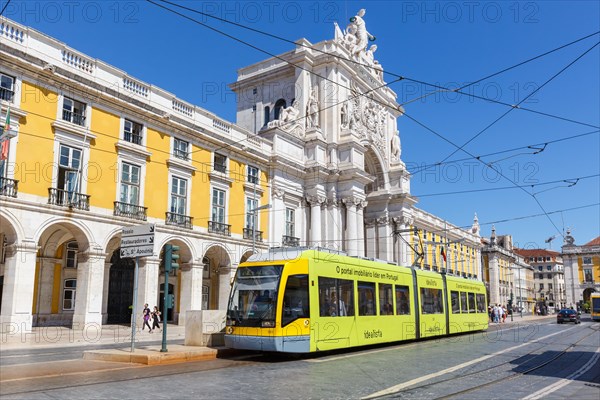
[1,323,187,351]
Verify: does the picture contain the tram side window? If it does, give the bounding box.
[318,277,354,317]
[476,294,486,313]
[282,274,309,326]
[460,292,468,313]
[421,288,444,314]
[395,285,410,315]
[451,291,460,314]
[468,292,476,313]
[358,281,376,316]
[379,283,393,315]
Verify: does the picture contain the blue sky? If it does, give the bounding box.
[4,0,599,248]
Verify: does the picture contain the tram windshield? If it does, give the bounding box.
[227,265,283,327]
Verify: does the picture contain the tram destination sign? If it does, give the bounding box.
[120,224,155,258]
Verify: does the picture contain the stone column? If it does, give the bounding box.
[327,197,341,249]
[178,262,204,326]
[488,253,500,305]
[357,201,367,257]
[218,267,233,309]
[37,257,59,316]
[137,257,161,315]
[365,218,377,258]
[376,217,394,263]
[0,241,38,333]
[72,250,107,328]
[308,195,325,247]
[101,261,111,324]
[271,186,286,246]
[343,197,359,256]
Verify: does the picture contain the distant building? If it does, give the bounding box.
[562,231,600,308]
[514,248,565,312]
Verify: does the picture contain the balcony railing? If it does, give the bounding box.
[0,177,18,197]
[173,148,189,161]
[166,212,193,229]
[0,87,14,102]
[282,235,300,247]
[48,188,90,210]
[208,221,231,236]
[243,228,263,242]
[114,201,147,221]
[62,110,86,126]
[124,131,143,145]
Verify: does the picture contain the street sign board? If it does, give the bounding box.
[120,224,155,258]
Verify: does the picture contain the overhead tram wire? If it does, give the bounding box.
[412,173,600,198]
[153,0,600,130]
[429,40,600,168]
[145,0,405,155]
[0,0,12,16]
[147,0,590,238]
[407,130,600,175]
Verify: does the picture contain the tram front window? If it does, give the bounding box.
[227,265,283,327]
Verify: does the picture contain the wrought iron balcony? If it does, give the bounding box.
[48,188,90,210]
[114,201,147,221]
[208,221,231,236]
[243,228,263,242]
[166,212,193,229]
[124,131,143,145]
[0,87,14,102]
[0,177,18,197]
[62,110,86,126]
[282,235,300,247]
[173,148,189,161]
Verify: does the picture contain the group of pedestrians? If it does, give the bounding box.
[488,304,508,323]
[142,303,161,333]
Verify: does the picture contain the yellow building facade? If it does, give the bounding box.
[0,18,270,332]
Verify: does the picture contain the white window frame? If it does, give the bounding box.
[57,144,82,194]
[61,96,87,127]
[173,138,190,161]
[245,197,258,229]
[247,165,259,184]
[65,241,78,268]
[63,279,76,311]
[211,187,226,224]
[213,153,227,173]
[119,162,141,206]
[122,118,144,146]
[170,175,188,216]
[0,72,16,103]
[285,207,295,237]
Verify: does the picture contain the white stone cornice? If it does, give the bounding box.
[167,157,197,174]
[115,140,152,160]
[306,195,326,205]
[52,120,96,141]
[209,171,234,186]
[243,182,265,195]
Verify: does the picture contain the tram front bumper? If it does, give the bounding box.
[224,334,310,353]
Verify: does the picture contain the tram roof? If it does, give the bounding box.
[246,247,346,263]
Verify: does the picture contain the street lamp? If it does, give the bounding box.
[250,203,271,253]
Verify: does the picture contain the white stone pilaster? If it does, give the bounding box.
[343,197,358,256]
[178,262,204,326]
[101,261,111,323]
[72,250,107,328]
[376,217,393,262]
[271,186,285,246]
[308,195,325,247]
[0,241,38,333]
[138,257,160,312]
[218,267,233,309]
[37,258,58,315]
[357,201,367,257]
[365,219,377,258]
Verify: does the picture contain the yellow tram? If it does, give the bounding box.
[225,248,488,353]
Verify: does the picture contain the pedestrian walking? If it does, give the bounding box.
[142,303,152,332]
[151,306,161,332]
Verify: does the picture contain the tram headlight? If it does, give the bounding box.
[261,321,275,328]
[226,326,233,334]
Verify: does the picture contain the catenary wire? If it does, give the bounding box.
[153,0,600,130]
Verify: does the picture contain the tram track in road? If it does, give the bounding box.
[363,323,600,399]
